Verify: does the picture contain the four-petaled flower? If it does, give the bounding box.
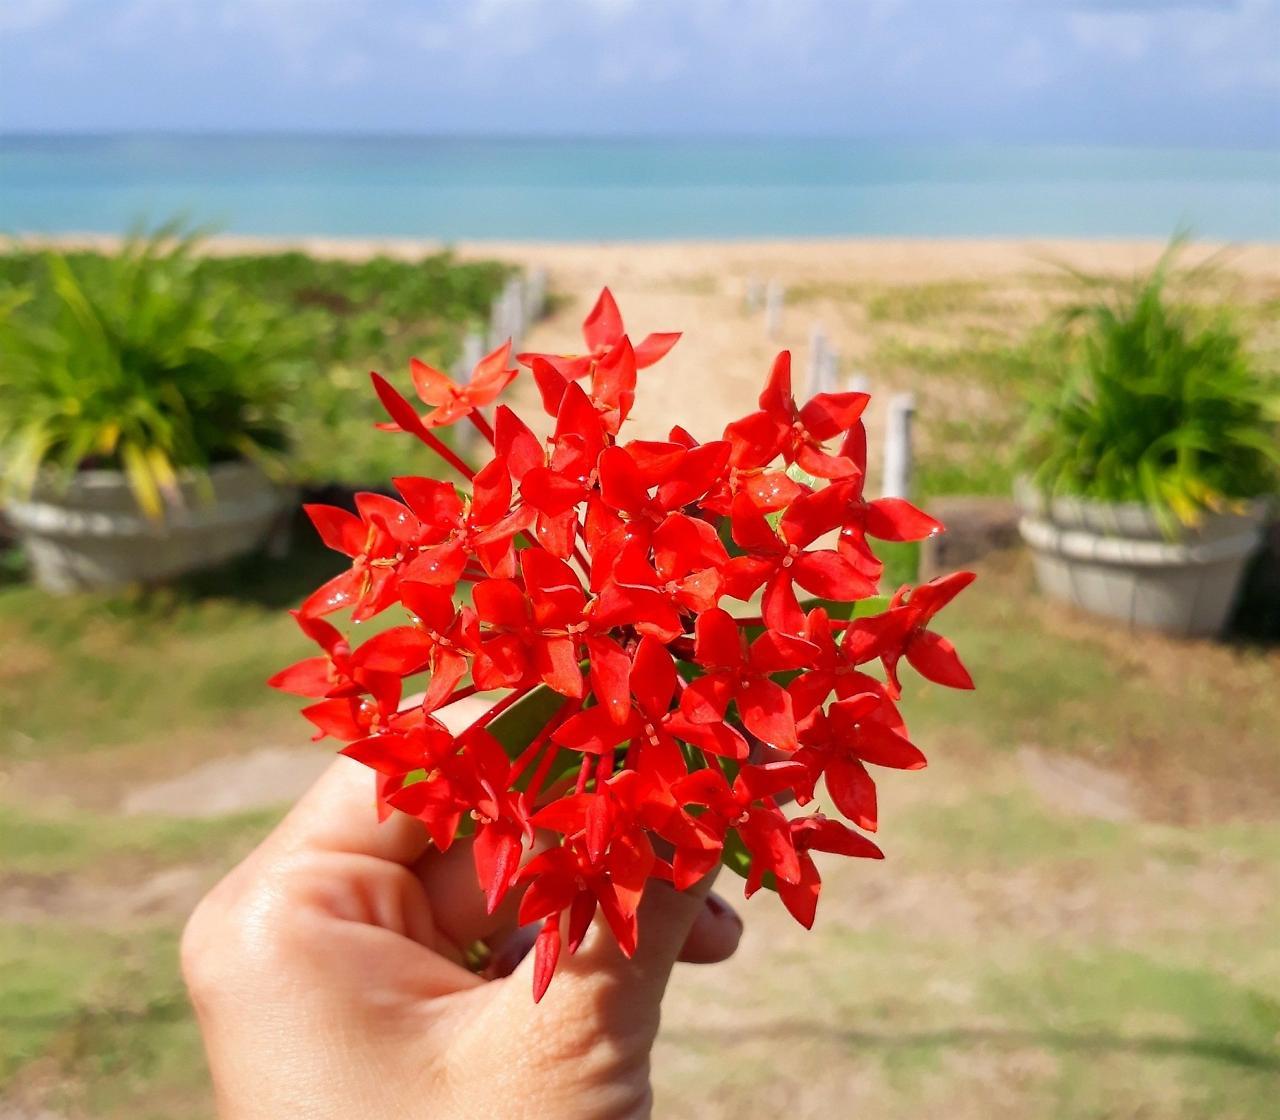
[275,287,975,1000]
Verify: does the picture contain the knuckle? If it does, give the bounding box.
[179,860,300,1004]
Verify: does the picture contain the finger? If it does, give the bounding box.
[503,868,718,1029]
[261,755,431,866]
[485,889,743,978]
[677,890,743,964]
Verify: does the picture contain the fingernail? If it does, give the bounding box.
[706,893,742,928]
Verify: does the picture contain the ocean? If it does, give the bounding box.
[2,135,1277,241]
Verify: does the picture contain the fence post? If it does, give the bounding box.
[820,345,840,396]
[847,371,870,396]
[806,324,829,398]
[764,278,784,340]
[882,392,916,499]
[487,295,505,351]
[508,277,528,348]
[455,330,485,381]
[744,275,763,313]
[524,267,548,325]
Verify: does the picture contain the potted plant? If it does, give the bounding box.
[1017,244,1279,636]
[0,227,296,592]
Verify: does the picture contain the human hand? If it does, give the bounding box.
[182,756,743,1119]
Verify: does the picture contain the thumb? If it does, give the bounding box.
[534,869,716,1023]
[456,873,718,1117]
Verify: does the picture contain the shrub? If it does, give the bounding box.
[0,226,294,516]
[1021,241,1279,529]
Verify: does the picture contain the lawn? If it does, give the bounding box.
[1,245,1277,1117]
[2,546,1277,1119]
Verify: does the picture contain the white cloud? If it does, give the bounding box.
[0,0,67,35]
[1067,10,1153,60]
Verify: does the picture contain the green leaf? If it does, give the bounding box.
[487,683,569,756]
[797,594,891,620]
[720,828,779,892]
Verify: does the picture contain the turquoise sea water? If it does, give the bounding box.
[1,135,1277,241]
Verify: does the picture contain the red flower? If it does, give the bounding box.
[679,607,815,750]
[671,762,808,892]
[519,774,659,998]
[471,548,593,698]
[394,459,529,585]
[267,611,359,698]
[723,351,869,479]
[778,814,883,929]
[827,475,945,582]
[519,286,680,381]
[529,337,639,435]
[408,342,518,427]
[788,607,902,720]
[852,571,977,697]
[352,581,481,711]
[274,288,975,1001]
[298,494,422,621]
[517,382,608,558]
[722,488,879,634]
[795,693,926,833]
[554,636,748,766]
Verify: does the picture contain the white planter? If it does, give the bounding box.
[1015,478,1269,637]
[6,461,293,593]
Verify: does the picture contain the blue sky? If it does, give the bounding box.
[1,0,1277,146]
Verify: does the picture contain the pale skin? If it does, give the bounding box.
[182,756,744,1120]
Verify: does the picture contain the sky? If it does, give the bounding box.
[1,0,1278,146]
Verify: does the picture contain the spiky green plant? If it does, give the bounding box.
[0,225,294,518]
[1022,242,1279,531]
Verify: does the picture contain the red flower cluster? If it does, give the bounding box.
[271,288,974,999]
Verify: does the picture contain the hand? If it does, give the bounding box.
[182,757,743,1119]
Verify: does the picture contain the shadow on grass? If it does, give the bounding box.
[667,1021,1280,1073]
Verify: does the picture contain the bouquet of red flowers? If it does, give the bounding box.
[271,289,974,999]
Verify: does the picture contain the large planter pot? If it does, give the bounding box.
[1014,478,1270,637]
[5,461,294,593]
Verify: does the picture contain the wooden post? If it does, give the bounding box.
[806,324,829,398]
[487,295,505,351]
[882,393,916,499]
[504,277,526,348]
[456,330,485,381]
[847,371,870,396]
[764,279,784,340]
[524,267,548,324]
[820,345,840,395]
[744,276,763,313]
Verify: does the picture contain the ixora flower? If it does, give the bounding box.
[273,287,974,1000]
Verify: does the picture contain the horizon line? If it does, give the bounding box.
[2,129,1278,155]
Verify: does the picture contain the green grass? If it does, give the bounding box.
[0,525,423,762]
[0,574,304,760]
[0,922,207,1118]
[865,280,992,324]
[0,806,278,878]
[899,567,1280,814]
